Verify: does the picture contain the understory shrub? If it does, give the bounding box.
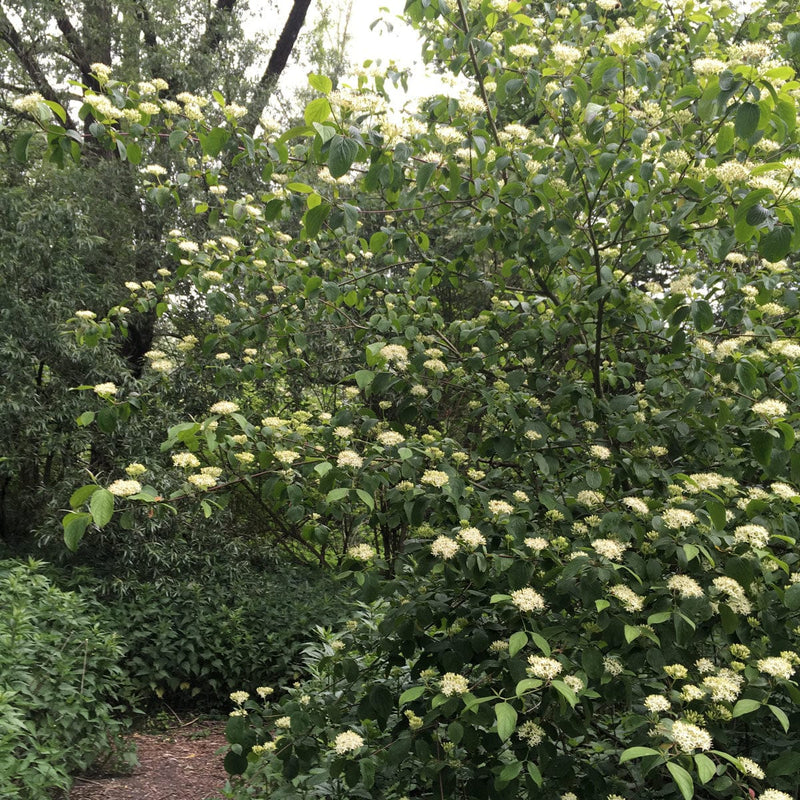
[0,559,130,799]
[95,563,348,707]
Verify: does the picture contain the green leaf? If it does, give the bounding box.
[530,632,551,656]
[766,750,800,777]
[223,751,248,775]
[515,678,542,696]
[89,488,114,528]
[70,484,100,509]
[327,488,350,503]
[494,702,517,742]
[303,202,330,237]
[12,132,35,163]
[624,624,641,643]
[735,102,760,139]
[735,361,757,391]
[716,124,734,154]
[784,582,800,611]
[508,631,527,657]
[76,411,96,427]
[694,753,716,784]
[63,512,91,551]
[328,135,360,179]
[551,680,578,708]
[731,698,761,717]
[667,761,694,800]
[759,225,793,262]
[691,300,714,332]
[620,746,662,763]
[751,430,774,468]
[169,129,189,149]
[527,761,543,786]
[399,686,425,705]
[198,127,230,158]
[126,141,142,165]
[768,704,790,732]
[308,73,333,94]
[706,499,726,530]
[304,97,331,126]
[355,370,375,390]
[355,489,374,510]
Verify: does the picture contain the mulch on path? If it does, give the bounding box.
[70,719,230,800]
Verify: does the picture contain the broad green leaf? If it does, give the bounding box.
[63,512,91,551]
[308,73,333,94]
[70,484,100,509]
[355,489,374,510]
[530,632,551,656]
[515,678,542,696]
[736,361,757,391]
[759,225,793,262]
[551,680,578,707]
[494,702,517,742]
[785,582,800,611]
[328,135,360,179]
[399,686,425,705]
[694,753,716,784]
[527,761,543,786]
[326,488,350,502]
[667,761,694,800]
[12,132,35,163]
[716,124,734,154]
[691,300,714,332]
[735,102,760,138]
[508,631,528,657]
[750,430,774,468]
[354,370,375,390]
[304,97,331,126]
[303,202,330,237]
[89,488,114,528]
[169,129,189,149]
[731,698,761,717]
[198,127,230,158]
[620,746,662,763]
[768,704,790,732]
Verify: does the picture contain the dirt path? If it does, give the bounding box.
[70,720,229,800]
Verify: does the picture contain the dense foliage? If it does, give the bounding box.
[89,562,348,706]
[0,560,131,798]
[8,0,800,797]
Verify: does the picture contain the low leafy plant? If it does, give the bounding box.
[95,562,348,707]
[0,559,131,799]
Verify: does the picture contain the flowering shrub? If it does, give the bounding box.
[13,0,800,796]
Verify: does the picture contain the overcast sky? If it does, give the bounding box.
[245,0,444,113]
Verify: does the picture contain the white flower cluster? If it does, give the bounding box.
[332,730,364,754]
[440,673,470,696]
[457,527,486,548]
[421,470,449,488]
[671,719,713,752]
[108,479,141,497]
[510,587,546,612]
[733,524,770,549]
[431,536,459,559]
[527,656,562,681]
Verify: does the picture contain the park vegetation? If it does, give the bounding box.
[3,0,800,798]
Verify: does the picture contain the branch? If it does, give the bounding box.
[133,0,158,49]
[243,0,313,134]
[0,3,78,128]
[197,0,238,57]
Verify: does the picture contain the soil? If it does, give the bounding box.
[70,719,230,800]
